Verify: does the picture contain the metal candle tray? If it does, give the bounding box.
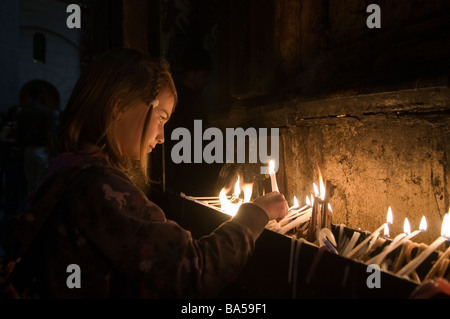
[160,192,421,298]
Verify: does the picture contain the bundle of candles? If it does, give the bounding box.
[184,160,450,285]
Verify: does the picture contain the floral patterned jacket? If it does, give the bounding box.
[1,153,268,298]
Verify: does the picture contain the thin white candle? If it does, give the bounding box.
[268,160,279,192]
[398,216,427,244]
[369,216,427,266]
[280,206,310,226]
[367,233,407,265]
[346,207,394,259]
[341,231,361,256]
[397,213,450,278]
[424,244,450,281]
[277,208,313,234]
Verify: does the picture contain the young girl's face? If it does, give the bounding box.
[114,87,175,159]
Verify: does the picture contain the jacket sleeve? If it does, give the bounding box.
[69,167,268,298]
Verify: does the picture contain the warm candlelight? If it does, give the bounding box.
[404,217,411,235]
[397,213,450,278]
[387,206,393,224]
[369,216,427,267]
[234,176,241,198]
[306,195,311,207]
[383,223,390,238]
[268,159,279,192]
[401,216,427,243]
[243,184,253,203]
[219,188,242,217]
[313,183,319,198]
[319,173,325,201]
[288,196,300,211]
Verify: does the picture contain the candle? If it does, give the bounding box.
[277,208,313,234]
[399,216,427,244]
[424,243,450,281]
[369,216,426,268]
[366,218,412,265]
[341,231,361,256]
[345,207,394,259]
[383,223,390,238]
[397,213,450,278]
[268,160,279,192]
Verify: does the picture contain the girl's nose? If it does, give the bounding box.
[156,127,165,144]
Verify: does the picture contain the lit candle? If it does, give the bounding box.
[383,223,390,238]
[280,197,310,226]
[401,216,427,243]
[219,188,242,217]
[397,213,450,278]
[345,207,393,259]
[277,208,313,234]
[268,160,279,192]
[367,217,420,265]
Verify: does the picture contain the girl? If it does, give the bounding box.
[1,48,288,298]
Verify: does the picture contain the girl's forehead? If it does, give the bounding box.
[156,90,175,108]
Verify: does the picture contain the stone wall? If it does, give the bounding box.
[210,0,450,244]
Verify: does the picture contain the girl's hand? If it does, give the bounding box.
[252,192,289,222]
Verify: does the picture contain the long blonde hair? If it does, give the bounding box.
[57,48,177,181]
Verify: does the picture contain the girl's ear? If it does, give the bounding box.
[112,99,123,120]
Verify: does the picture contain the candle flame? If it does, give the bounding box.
[306,195,311,207]
[387,207,393,225]
[243,184,253,203]
[441,213,450,238]
[403,217,411,235]
[384,223,390,237]
[313,183,319,198]
[219,188,229,211]
[268,160,275,174]
[234,176,241,198]
[310,194,314,206]
[328,203,332,213]
[318,166,325,201]
[219,188,241,217]
[293,196,299,208]
[419,216,427,232]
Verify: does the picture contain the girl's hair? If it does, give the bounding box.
[57,48,177,181]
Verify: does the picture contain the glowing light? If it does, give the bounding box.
[243,184,253,203]
[387,207,393,225]
[403,218,411,235]
[419,216,427,232]
[234,176,241,198]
